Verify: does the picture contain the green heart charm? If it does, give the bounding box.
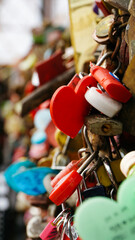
[74,176,135,240]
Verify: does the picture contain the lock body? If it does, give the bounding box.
[85,87,122,117]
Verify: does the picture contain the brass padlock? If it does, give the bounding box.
[97,158,125,187]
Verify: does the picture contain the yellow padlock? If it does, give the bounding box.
[97,159,125,187]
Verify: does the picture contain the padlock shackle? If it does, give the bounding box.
[102,156,118,190]
[77,151,98,174]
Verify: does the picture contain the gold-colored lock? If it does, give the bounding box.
[97,159,125,187]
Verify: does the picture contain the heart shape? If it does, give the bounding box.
[74,176,135,240]
[50,75,96,138]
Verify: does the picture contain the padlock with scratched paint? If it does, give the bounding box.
[85,114,123,136]
[49,151,98,206]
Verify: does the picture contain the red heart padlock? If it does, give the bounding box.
[50,74,97,138]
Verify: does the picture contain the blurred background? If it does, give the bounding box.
[0,1,70,239]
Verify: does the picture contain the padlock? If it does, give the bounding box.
[50,73,96,138]
[37,156,52,167]
[62,216,81,240]
[26,194,52,208]
[101,156,119,191]
[26,215,47,239]
[81,170,107,200]
[95,0,110,16]
[29,141,50,160]
[85,87,122,117]
[128,0,135,17]
[52,136,71,169]
[104,0,130,11]
[90,63,132,103]
[11,167,58,196]
[51,157,86,188]
[43,173,57,194]
[120,151,135,177]
[40,218,58,240]
[49,151,98,205]
[34,108,51,130]
[97,158,125,187]
[31,130,47,145]
[55,130,83,160]
[85,114,123,136]
[95,14,114,39]
[35,50,67,86]
[122,55,135,95]
[4,160,36,192]
[40,208,70,240]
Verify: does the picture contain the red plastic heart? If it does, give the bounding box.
[50,75,97,138]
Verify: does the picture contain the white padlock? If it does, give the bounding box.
[85,87,122,118]
[120,151,135,177]
[43,173,56,194]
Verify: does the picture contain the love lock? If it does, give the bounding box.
[50,73,96,138]
[90,62,132,103]
[85,114,123,136]
[49,151,98,206]
[26,215,47,239]
[85,86,122,118]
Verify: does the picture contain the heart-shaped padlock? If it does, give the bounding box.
[74,175,135,240]
[50,74,97,138]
